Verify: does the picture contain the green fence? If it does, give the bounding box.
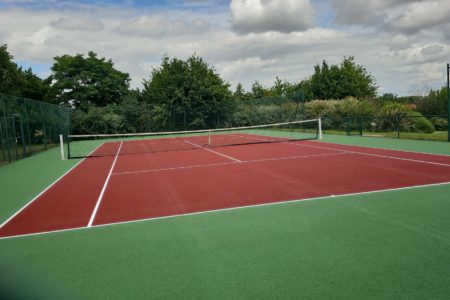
[0,93,71,166]
[321,115,448,141]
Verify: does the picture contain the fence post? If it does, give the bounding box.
[447,63,449,142]
[396,114,400,139]
[346,117,350,135]
[359,116,363,136]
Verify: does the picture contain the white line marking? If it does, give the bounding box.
[287,142,450,167]
[1,180,449,240]
[237,134,450,166]
[112,151,346,176]
[185,140,242,163]
[87,142,123,227]
[0,143,104,231]
[114,162,238,175]
[247,152,347,163]
[0,161,85,230]
[311,139,450,157]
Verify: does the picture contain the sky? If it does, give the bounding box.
[1,0,449,96]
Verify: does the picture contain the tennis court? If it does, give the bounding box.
[1,121,449,239]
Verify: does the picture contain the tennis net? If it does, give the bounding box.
[67,118,322,158]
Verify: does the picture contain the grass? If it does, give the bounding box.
[0,135,449,299]
[323,129,449,142]
[0,143,59,166]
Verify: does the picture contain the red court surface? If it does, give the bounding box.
[1,139,450,238]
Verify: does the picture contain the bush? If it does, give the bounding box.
[403,111,435,133]
[304,98,376,119]
[429,117,448,131]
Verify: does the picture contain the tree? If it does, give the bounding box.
[46,51,131,109]
[21,68,48,101]
[142,54,233,131]
[416,87,448,116]
[0,44,49,101]
[309,56,377,99]
[0,44,23,96]
[250,81,269,98]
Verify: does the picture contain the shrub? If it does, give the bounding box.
[403,111,435,133]
[429,117,448,131]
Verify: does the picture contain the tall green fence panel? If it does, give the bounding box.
[0,93,71,166]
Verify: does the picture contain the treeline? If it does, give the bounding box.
[0,44,447,135]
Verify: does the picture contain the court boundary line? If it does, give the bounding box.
[235,135,450,167]
[0,144,104,231]
[87,142,123,227]
[1,180,449,240]
[311,139,450,157]
[112,152,347,176]
[287,142,450,167]
[185,140,242,163]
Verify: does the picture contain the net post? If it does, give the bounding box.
[208,129,211,146]
[59,134,65,160]
[318,118,323,140]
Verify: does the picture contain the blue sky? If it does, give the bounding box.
[1,0,449,95]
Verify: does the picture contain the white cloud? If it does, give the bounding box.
[50,16,104,31]
[0,1,449,96]
[332,0,450,36]
[230,0,314,34]
[331,0,419,26]
[384,0,450,34]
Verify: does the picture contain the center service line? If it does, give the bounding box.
[184,140,242,163]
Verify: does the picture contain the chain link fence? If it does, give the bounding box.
[0,93,71,166]
[321,115,448,141]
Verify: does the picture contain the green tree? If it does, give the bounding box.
[309,56,377,99]
[234,82,246,99]
[46,51,131,109]
[21,68,48,101]
[142,54,233,131]
[250,81,269,98]
[0,44,23,96]
[0,44,49,101]
[416,87,448,116]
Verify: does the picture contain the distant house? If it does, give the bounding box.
[406,103,417,110]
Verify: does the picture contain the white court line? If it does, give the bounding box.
[1,180,449,240]
[287,142,450,167]
[112,151,347,176]
[0,143,104,231]
[310,140,450,157]
[87,141,123,227]
[235,134,450,167]
[114,161,238,175]
[185,140,242,163]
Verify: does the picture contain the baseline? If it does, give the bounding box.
[1,181,449,240]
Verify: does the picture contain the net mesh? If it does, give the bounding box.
[68,119,321,158]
